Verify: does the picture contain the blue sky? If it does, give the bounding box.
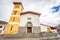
[0,0,60,26]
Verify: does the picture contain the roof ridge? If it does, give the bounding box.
[21,11,41,16]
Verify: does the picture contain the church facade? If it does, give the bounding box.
[19,11,41,33]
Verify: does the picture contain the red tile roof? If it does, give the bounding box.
[40,23,57,29]
[21,11,41,16]
[13,2,24,9]
[0,21,8,24]
[40,23,50,26]
[13,2,22,4]
[50,27,57,29]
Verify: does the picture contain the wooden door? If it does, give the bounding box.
[27,27,32,33]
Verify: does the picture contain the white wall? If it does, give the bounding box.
[20,13,40,27]
[40,25,47,32]
[0,24,6,34]
[40,25,57,33]
[51,30,57,33]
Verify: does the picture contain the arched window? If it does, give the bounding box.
[26,22,32,27]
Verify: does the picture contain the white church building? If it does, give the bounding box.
[19,11,41,33]
[0,11,57,34]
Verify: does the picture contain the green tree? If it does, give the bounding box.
[57,24,60,34]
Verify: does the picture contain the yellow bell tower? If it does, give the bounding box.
[4,2,24,34]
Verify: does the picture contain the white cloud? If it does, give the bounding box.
[0,0,60,26]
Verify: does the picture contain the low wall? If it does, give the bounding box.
[0,32,59,40]
[0,32,57,38]
[0,37,60,40]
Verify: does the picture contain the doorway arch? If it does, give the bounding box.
[26,22,33,33]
